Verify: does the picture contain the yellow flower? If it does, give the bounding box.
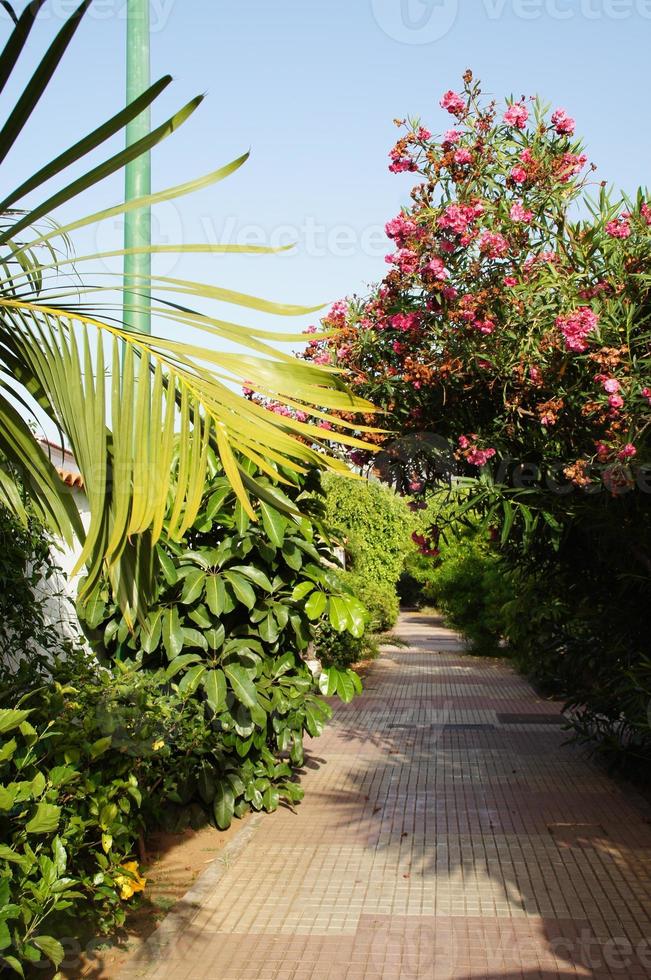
[152,739,165,751]
[115,861,147,901]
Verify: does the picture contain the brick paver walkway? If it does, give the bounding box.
[136,613,651,979]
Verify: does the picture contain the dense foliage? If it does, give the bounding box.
[404,518,510,656]
[320,474,413,630]
[0,464,365,976]
[304,73,651,771]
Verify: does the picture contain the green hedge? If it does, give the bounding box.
[321,475,414,630]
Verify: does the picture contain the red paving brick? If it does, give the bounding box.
[132,613,651,979]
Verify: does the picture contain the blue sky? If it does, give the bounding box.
[3,0,651,342]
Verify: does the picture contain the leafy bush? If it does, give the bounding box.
[315,623,367,670]
[321,475,413,629]
[79,466,366,821]
[0,465,367,976]
[407,524,510,656]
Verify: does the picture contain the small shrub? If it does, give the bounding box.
[344,572,399,632]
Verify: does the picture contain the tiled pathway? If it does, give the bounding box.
[136,613,651,979]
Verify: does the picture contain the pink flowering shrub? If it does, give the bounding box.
[303,71,651,496]
[301,71,651,770]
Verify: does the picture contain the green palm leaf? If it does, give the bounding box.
[0,2,377,620]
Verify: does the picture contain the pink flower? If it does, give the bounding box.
[504,102,529,129]
[642,387,651,404]
[641,202,651,226]
[478,231,509,258]
[520,149,535,164]
[312,352,331,366]
[503,275,518,287]
[440,90,466,116]
[416,126,431,140]
[510,202,534,224]
[608,394,624,410]
[603,378,620,394]
[556,307,599,353]
[606,216,631,239]
[425,256,449,279]
[438,202,484,235]
[391,311,421,332]
[392,340,405,354]
[441,285,458,301]
[467,447,496,467]
[551,108,576,135]
[386,248,419,275]
[327,300,348,326]
[458,435,471,449]
[617,444,637,460]
[318,420,334,430]
[385,213,419,246]
[557,152,588,183]
[389,145,417,174]
[443,129,461,144]
[510,165,528,184]
[473,318,495,335]
[454,148,473,165]
[242,385,253,397]
[529,366,542,383]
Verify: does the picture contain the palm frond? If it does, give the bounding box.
[0,1,378,620]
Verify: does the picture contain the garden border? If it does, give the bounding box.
[121,812,266,978]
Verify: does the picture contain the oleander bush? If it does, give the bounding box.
[303,72,651,772]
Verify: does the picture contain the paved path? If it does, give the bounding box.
[137,613,651,979]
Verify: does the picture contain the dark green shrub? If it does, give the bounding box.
[78,465,367,814]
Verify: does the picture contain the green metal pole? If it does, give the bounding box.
[124,0,151,334]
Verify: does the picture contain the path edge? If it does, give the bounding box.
[120,812,266,978]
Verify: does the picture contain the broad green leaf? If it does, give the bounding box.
[0,708,31,734]
[25,802,61,834]
[328,596,352,633]
[0,737,17,763]
[205,575,225,616]
[182,627,209,651]
[32,936,65,968]
[205,624,225,650]
[163,607,184,660]
[343,596,366,638]
[335,671,356,704]
[157,547,179,586]
[259,501,287,547]
[89,736,112,760]
[163,653,202,681]
[223,571,256,610]
[305,590,327,621]
[213,782,235,830]
[178,664,206,696]
[181,568,205,605]
[291,581,314,602]
[229,564,272,591]
[224,664,257,709]
[203,669,227,713]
